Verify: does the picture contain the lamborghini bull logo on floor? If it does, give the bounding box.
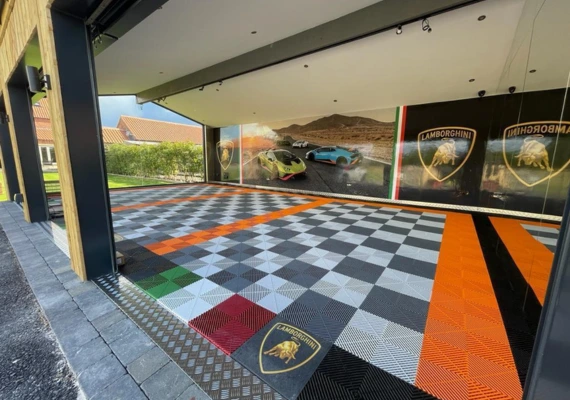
[259,323,321,374]
[216,140,234,171]
[503,121,570,187]
[417,126,476,182]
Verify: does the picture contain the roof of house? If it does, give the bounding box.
[32,98,51,120]
[118,115,202,144]
[35,125,128,145]
[31,98,200,145]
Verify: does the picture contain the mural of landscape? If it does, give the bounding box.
[240,108,396,198]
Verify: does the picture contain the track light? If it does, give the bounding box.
[219,81,223,86]
[199,86,204,91]
[396,25,402,35]
[422,18,432,33]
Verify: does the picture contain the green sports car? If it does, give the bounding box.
[258,149,307,180]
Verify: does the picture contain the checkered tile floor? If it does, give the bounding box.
[110,185,450,399]
[99,184,538,400]
[110,184,239,208]
[521,223,559,253]
[112,192,311,246]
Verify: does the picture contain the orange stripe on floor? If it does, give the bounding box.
[490,217,554,304]
[415,213,523,400]
[111,189,248,212]
[146,198,333,255]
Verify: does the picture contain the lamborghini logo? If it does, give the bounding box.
[259,323,321,374]
[503,121,570,187]
[417,126,476,182]
[216,140,234,171]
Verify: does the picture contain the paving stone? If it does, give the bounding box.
[91,373,147,400]
[58,320,100,354]
[66,337,112,374]
[100,317,138,344]
[141,362,192,400]
[74,288,117,321]
[110,328,155,366]
[127,346,170,384]
[176,384,211,400]
[77,354,125,399]
[92,309,127,332]
[68,281,98,298]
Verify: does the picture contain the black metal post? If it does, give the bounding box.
[6,84,48,222]
[0,98,20,201]
[50,9,116,279]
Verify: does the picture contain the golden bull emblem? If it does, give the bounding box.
[417,126,477,182]
[263,337,300,364]
[216,140,234,171]
[503,121,570,187]
[259,323,321,374]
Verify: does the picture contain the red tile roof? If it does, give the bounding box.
[102,128,128,144]
[34,125,127,145]
[32,98,51,120]
[32,98,199,146]
[118,115,202,144]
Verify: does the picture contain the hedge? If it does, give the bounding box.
[105,142,203,181]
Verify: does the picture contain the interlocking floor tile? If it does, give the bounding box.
[297,346,437,400]
[190,294,276,355]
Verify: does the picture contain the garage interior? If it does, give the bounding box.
[1,0,569,399]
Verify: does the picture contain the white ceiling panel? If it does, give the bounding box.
[95,0,381,94]
[161,0,528,127]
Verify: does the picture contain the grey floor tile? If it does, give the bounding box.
[100,318,138,344]
[127,346,170,384]
[141,362,192,400]
[78,354,125,399]
[92,309,127,332]
[91,374,147,400]
[110,328,155,366]
[67,337,112,374]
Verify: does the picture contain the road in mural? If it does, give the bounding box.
[241,109,396,198]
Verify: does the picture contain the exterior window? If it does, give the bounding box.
[40,147,49,164]
[49,147,56,163]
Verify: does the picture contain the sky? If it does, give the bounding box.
[98,95,200,128]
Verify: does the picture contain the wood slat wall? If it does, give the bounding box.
[0,0,89,280]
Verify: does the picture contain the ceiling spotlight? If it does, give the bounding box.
[159,71,164,74]
[508,86,516,94]
[304,64,309,68]
[199,86,204,91]
[219,81,223,85]
[251,31,257,34]
[216,88,219,92]
[529,69,537,73]
[333,99,338,102]
[469,78,475,82]
[422,18,432,33]
[478,15,486,21]
[396,25,403,35]
[253,112,256,114]
[478,90,486,98]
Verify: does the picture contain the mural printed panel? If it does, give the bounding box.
[240,109,397,198]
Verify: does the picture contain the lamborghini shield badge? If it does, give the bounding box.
[503,121,570,187]
[417,126,476,182]
[259,323,321,374]
[216,140,234,171]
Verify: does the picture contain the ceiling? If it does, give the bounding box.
[95,0,380,94]
[95,0,570,127]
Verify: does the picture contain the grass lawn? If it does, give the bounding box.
[43,172,172,190]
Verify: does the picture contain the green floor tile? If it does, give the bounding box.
[135,274,168,290]
[146,280,183,299]
[160,266,192,280]
[172,271,201,287]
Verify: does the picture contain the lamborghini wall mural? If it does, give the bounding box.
[212,89,568,216]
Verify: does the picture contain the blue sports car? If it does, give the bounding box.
[305,146,362,167]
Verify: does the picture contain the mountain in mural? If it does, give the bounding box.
[275,113,395,162]
[275,114,392,134]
